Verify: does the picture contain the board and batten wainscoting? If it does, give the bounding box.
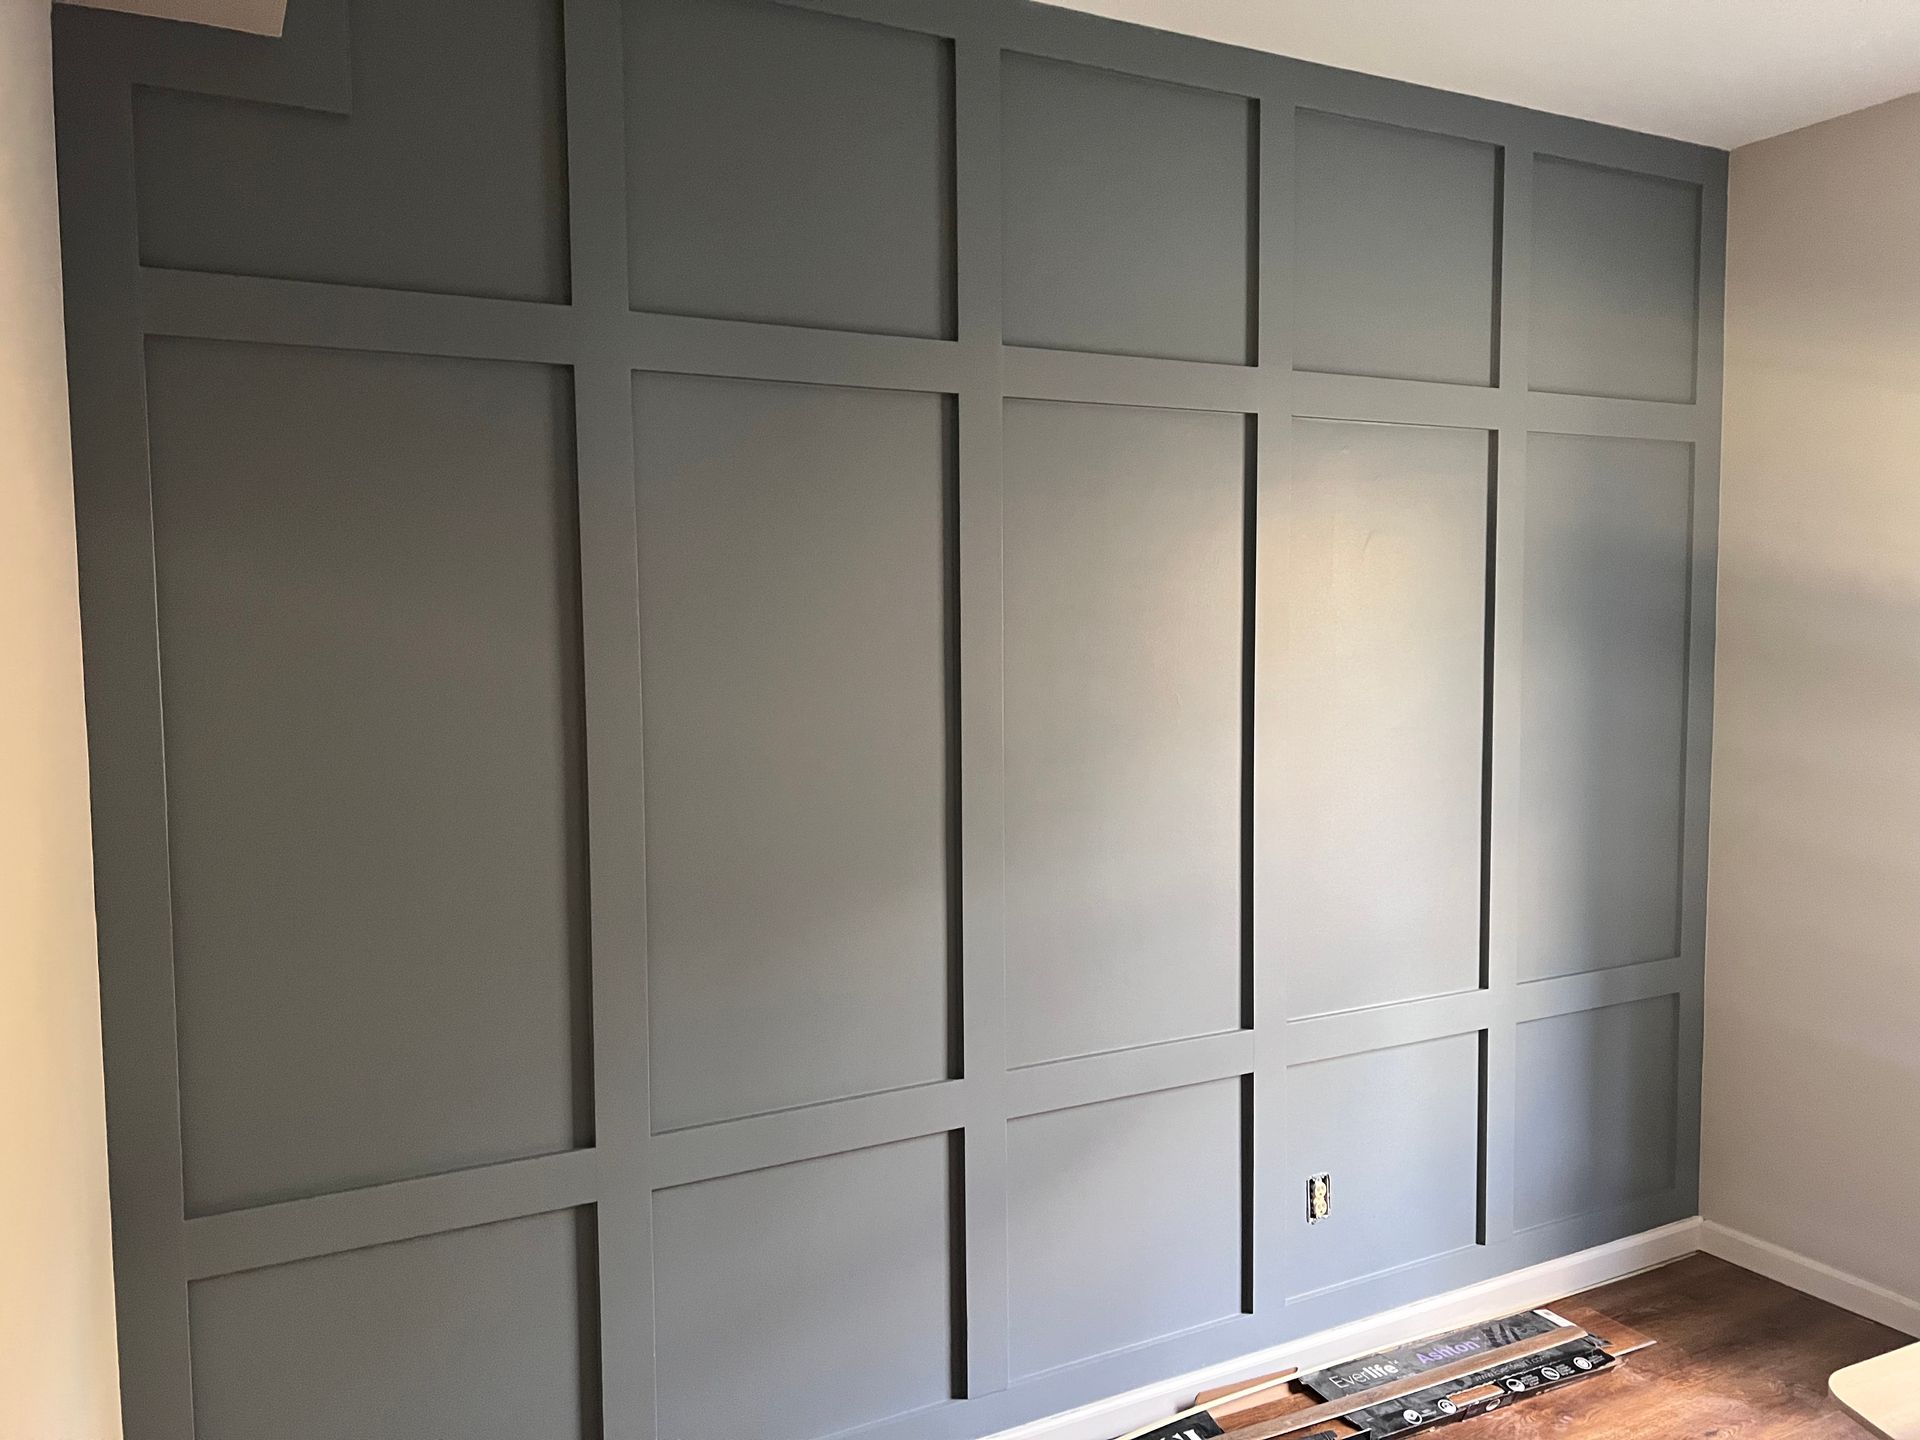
[53,1,1723,1437]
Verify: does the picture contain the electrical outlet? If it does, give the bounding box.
[1307,1172,1332,1224]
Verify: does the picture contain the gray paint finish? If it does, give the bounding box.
[146,337,589,1216]
[132,0,569,302]
[188,1209,597,1440]
[1520,433,1692,980]
[1007,1081,1244,1378]
[634,372,955,1132]
[1515,996,1680,1231]
[626,0,955,338]
[1531,157,1702,403]
[1002,399,1246,1066]
[52,1,1725,1436]
[1001,52,1255,364]
[1281,420,1490,1019]
[1283,1033,1482,1300]
[653,1137,957,1440]
[1293,111,1500,387]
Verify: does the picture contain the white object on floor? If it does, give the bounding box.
[1832,1342,1920,1440]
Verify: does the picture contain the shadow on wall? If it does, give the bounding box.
[1705,530,1920,1301]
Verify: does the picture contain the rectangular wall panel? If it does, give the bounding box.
[188,1211,597,1440]
[1515,997,1680,1230]
[625,0,955,337]
[1293,112,1500,386]
[1282,420,1491,1018]
[1008,1081,1245,1378]
[1283,1034,1482,1299]
[1531,157,1702,403]
[1520,433,1693,980]
[133,0,568,301]
[1002,399,1247,1066]
[1001,53,1255,364]
[146,339,589,1217]
[634,373,955,1131]
[653,1137,957,1440]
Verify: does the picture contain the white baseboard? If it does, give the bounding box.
[983,1217,1705,1440]
[1699,1220,1920,1339]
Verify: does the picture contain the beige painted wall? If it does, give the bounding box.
[0,1,122,1436]
[1705,90,1920,1303]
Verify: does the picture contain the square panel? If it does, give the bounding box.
[134,0,568,302]
[1531,157,1702,402]
[1283,421,1491,1018]
[146,340,588,1216]
[1520,434,1693,981]
[653,1136,957,1440]
[1002,399,1247,1066]
[1294,111,1501,386]
[1002,53,1255,364]
[1008,1081,1244,1377]
[635,373,954,1131]
[1284,1033,1482,1299]
[626,0,955,338]
[189,1211,596,1440]
[1515,996,1680,1230]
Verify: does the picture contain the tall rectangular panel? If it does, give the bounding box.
[1283,421,1490,1018]
[635,373,954,1131]
[1294,112,1500,386]
[188,1211,597,1440]
[133,0,568,301]
[1284,1034,1482,1299]
[653,1137,957,1440]
[1520,434,1693,980]
[1531,158,1702,402]
[626,0,955,338]
[1008,1082,1244,1377]
[1515,997,1680,1230]
[1002,400,1246,1066]
[145,340,588,1216]
[1002,54,1255,364]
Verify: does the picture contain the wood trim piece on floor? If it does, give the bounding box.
[982,1218,1706,1440]
[1700,1221,1920,1341]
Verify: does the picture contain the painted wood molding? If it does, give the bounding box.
[1699,1222,1920,1340]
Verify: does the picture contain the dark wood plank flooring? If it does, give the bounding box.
[1462,1253,1910,1438]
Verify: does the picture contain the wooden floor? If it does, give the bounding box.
[1459,1253,1910,1438]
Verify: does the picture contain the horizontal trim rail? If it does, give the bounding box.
[650,1079,969,1190]
[1527,390,1704,442]
[140,267,577,365]
[135,270,1711,456]
[1007,1029,1255,1119]
[627,310,963,395]
[1291,370,1504,430]
[1514,954,1692,1022]
[184,1145,599,1281]
[1286,988,1494,1067]
[1004,345,1262,413]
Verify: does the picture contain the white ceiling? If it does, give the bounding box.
[1040,0,1920,148]
[52,0,1920,145]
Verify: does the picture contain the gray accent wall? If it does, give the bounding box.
[52,2,1725,1439]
